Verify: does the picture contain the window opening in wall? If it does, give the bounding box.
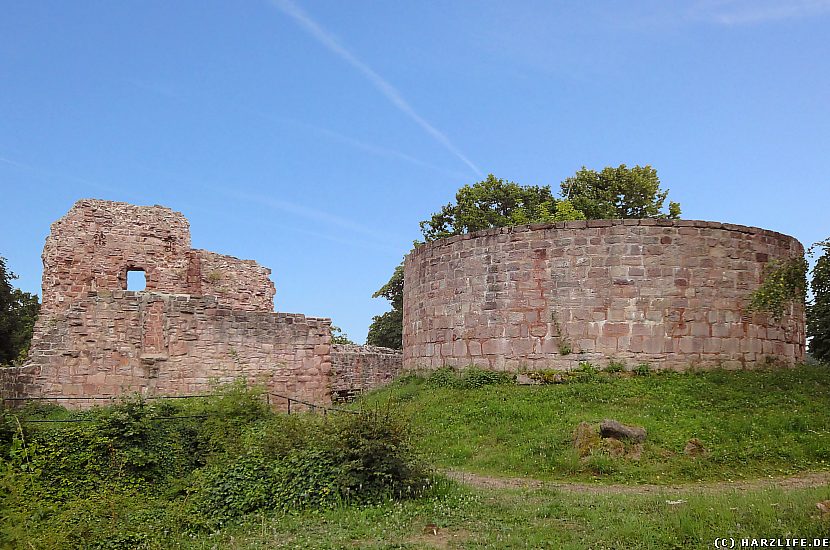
[127,269,146,291]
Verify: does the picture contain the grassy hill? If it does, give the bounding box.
[2,365,829,548]
[357,364,830,484]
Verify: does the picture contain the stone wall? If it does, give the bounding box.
[189,250,276,311]
[40,199,193,314]
[330,344,404,401]
[403,220,805,371]
[15,291,330,408]
[39,199,277,315]
[3,199,332,408]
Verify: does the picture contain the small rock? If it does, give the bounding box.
[600,438,626,458]
[684,438,707,457]
[516,373,540,385]
[573,421,600,457]
[626,443,643,461]
[600,419,647,443]
[818,501,830,515]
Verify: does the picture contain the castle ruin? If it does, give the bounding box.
[403,220,805,371]
[0,199,401,407]
[0,202,809,406]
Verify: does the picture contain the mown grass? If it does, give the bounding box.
[5,475,828,548]
[357,364,830,484]
[235,484,830,549]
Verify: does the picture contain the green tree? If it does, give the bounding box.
[808,238,830,362]
[367,264,403,349]
[419,174,584,242]
[330,325,355,345]
[369,166,680,348]
[561,164,680,220]
[0,256,40,365]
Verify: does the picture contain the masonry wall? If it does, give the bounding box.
[330,344,404,401]
[188,250,276,311]
[16,291,331,408]
[2,199,332,408]
[40,199,276,315]
[403,220,806,371]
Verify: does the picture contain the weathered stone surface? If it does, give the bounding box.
[1,199,333,409]
[573,421,600,457]
[330,344,403,401]
[403,220,805,372]
[599,419,647,443]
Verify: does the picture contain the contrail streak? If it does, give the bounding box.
[270,0,482,177]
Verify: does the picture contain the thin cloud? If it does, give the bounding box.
[297,124,470,180]
[125,79,471,181]
[688,0,830,24]
[0,155,123,194]
[217,187,400,250]
[187,203,401,253]
[270,0,482,177]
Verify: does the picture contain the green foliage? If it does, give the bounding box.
[525,369,564,384]
[0,256,40,366]
[366,308,402,349]
[746,257,808,321]
[330,325,355,345]
[425,367,515,389]
[372,263,404,310]
[550,311,572,355]
[367,263,403,349]
[575,361,598,374]
[560,164,681,220]
[0,382,429,542]
[419,174,585,242]
[808,238,830,362]
[604,361,626,373]
[634,362,652,376]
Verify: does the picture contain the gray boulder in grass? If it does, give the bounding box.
[600,419,647,443]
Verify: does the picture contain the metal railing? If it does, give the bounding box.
[2,390,357,422]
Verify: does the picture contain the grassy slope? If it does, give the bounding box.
[358,365,830,484]
[132,483,830,549]
[5,366,830,548]
[8,477,827,548]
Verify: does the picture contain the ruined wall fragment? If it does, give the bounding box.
[4,199,331,408]
[330,344,403,401]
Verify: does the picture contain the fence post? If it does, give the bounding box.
[287,398,291,415]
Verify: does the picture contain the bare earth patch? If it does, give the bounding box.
[406,528,471,549]
[445,469,830,495]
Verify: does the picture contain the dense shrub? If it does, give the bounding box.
[0,382,430,540]
[193,409,428,525]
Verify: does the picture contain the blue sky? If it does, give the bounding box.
[2,1,829,342]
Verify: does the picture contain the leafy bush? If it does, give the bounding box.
[0,382,430,536]
[604,361,625,373]
[575,361,598,374]
[634,363,651,376]
[808,238,830,362]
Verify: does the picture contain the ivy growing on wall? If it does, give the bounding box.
[746,257,808,321]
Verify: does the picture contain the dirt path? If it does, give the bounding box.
[444,469,830,495]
